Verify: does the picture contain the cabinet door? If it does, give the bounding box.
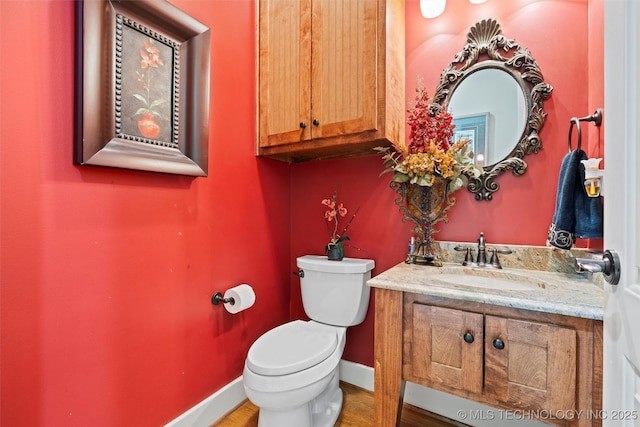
[408,305,483,394]
[258,0,312,147]
[310,0,378,140]
[485,315,577,413]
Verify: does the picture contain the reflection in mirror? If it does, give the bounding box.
[449,67,526,166]
[432,19,553,200]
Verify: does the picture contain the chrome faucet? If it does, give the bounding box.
[454,232,512,269]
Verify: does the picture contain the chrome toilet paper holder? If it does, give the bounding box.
[211,292,235,306]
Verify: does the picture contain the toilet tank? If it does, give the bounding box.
[296,255,375,326]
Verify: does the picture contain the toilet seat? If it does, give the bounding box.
[247,320,338,376]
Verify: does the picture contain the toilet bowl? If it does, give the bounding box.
[242,255,374,427]
[243,321,346,427]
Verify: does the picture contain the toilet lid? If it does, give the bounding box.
[247,321,338,376]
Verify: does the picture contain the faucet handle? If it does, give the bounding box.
[455,245,475,264]
[494,248,513,255]
[488,248,512,268]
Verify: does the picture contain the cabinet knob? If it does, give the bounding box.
[299,122,307,129]
[493,338,505,350]
[312,119,320,126]
[463,332,474,344]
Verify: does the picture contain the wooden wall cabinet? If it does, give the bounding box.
[256,0,405,163]
[374,290,603,427]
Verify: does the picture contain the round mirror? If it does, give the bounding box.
[431,19,553,200]
[448,65,528,167]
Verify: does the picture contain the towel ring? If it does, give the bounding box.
[568,118,582,153]
[567,109,603,152]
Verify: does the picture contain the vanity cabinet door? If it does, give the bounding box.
[485,315,578,414]
[406,304,484,394]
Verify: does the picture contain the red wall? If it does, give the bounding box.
[1,1,291,426]
[0,0,602,425]
[290,0,601,366]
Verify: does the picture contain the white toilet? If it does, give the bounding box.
[242,255,375,427]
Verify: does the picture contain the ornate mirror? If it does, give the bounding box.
[432,19,553,200]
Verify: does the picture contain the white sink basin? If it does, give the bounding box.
[426,267,554,291]
[432,273,548,291]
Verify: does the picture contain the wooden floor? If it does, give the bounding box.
[213,382,466,427]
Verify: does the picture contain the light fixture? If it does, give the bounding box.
[420,0,446,18]
[420,0,487,19]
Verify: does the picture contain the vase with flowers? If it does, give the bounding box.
[377,80,479,266]
[322,189,359,261]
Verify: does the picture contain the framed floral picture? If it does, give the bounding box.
[74,0,210,176]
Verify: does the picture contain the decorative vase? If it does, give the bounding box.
[391,178,456,266]
[137,112,161,139]
[326,242,344,261]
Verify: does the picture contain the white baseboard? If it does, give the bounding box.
[166,359,544,427]
[164,377,246,427]
[338,359,375,391]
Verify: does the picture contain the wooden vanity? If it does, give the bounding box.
[369,262,604,427]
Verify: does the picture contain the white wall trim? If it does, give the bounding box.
[338,359,375,391]
[166,360,544,427]
[164,376,246,427]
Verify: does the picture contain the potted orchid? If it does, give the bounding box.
[322,189,358,261]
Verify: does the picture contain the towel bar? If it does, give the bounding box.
[568,109,603,152]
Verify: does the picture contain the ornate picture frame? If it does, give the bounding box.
[74,0,210,176]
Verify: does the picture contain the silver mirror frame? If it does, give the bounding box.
[432,19,553,200]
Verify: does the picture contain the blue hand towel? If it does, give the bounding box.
[547,149,603,250]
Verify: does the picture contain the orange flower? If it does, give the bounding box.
[140,40,164,68]
[321,198,335,209]
[325,209,337,221]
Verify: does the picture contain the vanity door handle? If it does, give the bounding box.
[463,332,475,344]
[299,122,307,129]
[493,338,505,350]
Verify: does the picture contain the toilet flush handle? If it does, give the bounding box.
[293,269,304,278]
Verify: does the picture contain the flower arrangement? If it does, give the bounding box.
[378,81,477,191]
[376,79,480,266]
[322,189,359,261]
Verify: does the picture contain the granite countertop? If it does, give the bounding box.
[367,260,605,320]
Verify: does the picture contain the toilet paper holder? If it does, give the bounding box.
[211,292,235,306]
